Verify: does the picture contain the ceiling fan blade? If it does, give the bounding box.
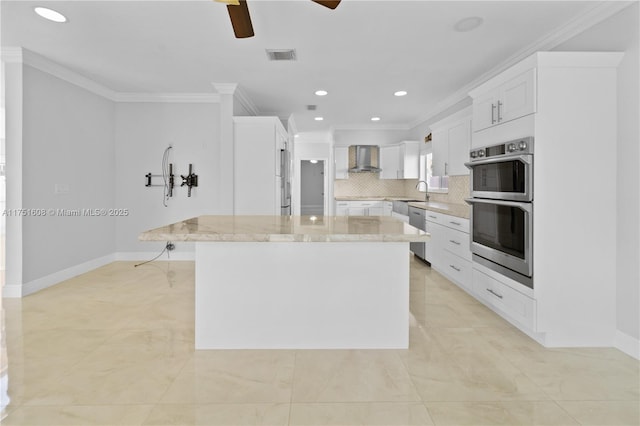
[311,0,341,10]
[227,0,254,38]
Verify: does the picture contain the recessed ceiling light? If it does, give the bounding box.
[371,117,381,122]
[394,91,408,97]
[34,7,67,23]
[314,117,324,121]
[315,90,328,96]
[454,16,483,32]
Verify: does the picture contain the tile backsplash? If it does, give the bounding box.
[334,173,470,205]
[334,173,406,197]
[404,175,470,205]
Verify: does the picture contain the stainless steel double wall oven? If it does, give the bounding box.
[465,137,534,288]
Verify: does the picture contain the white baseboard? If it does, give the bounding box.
[615,330,640,360]
[2,251,196,298]
[114,251,195,261]
[17,253,116,297]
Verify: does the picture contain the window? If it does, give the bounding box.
[419,152,448,192]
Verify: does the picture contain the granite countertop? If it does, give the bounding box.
[139,215,430,243]
[407,201,470,219]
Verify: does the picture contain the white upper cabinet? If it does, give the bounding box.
[334,146,349,179]
[379,141,419,179]
[470,68,536,132]
[431,130,448,177]
[379,145,401,179]
[430,107,472,176]
[399,141,420,179]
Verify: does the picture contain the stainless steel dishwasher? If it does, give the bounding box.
[409,206,427,261]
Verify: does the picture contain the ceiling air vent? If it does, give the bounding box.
[307,105,317,111]
[266,49,297,61]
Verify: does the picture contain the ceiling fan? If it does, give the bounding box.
[215,0,341,38]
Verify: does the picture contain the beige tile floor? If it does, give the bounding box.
[1,257,638,425]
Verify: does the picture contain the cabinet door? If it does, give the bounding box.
[472,91,498,132]
[335,147,349,179]
[234,121,277,215]
[383,202,392,216]
[431,130,448,176]
[336,202,349,216]
[367,206,385,216]
[424,219,434,263]
[348,207,366,216]
[428,222,447,270]
[498,68,536,124]
[447,119,471,176]
[400,141,420,179]
[379,145,400,179]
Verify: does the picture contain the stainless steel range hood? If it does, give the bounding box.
[349,145,381,173]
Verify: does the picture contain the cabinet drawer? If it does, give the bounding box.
[442,216,469,232]
[440,250,472,291]
[424,210,443,224]
[423,211,469,233]
[444,227,471,261]
[472,268,536,330]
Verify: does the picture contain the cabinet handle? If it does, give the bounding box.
[486,288,504,299]
[491,103,497,124]
[444,162,448,175]
[449,264,461,272]
[497,100,503,122]
[449,221,461,226]
[428,215,437,219]
[449,240,461,245]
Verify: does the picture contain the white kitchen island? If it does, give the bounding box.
[140,215,429,350]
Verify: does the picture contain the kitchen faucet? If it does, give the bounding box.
[416,180,430,201]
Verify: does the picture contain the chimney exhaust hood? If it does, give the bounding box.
[349,145,381,173]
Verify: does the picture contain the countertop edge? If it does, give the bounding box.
[139,233,431,243]
[407,201,470,219]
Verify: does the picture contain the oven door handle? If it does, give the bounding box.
[464,154,532,169]
[465,198,532,213]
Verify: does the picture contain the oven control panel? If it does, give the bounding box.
[469,137,534,160]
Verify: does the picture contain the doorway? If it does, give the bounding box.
[300,160,325,215]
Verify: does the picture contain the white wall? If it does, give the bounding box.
[554,2,639,348]
[333,129,410,147]
[114,102,221,254]
[21,65,116,283]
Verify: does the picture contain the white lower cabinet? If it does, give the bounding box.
[383,202,392,216]
[440,249,472,291]
[426,210,472,291]
[472,267,536,331]
[335,200,392,216]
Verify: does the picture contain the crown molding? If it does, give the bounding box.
[2,47,222,104]
[114,93,221,103]
[407,0,635,130]
[2,47,118,100]
[212,82,238,95]
[234,86,260,116]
